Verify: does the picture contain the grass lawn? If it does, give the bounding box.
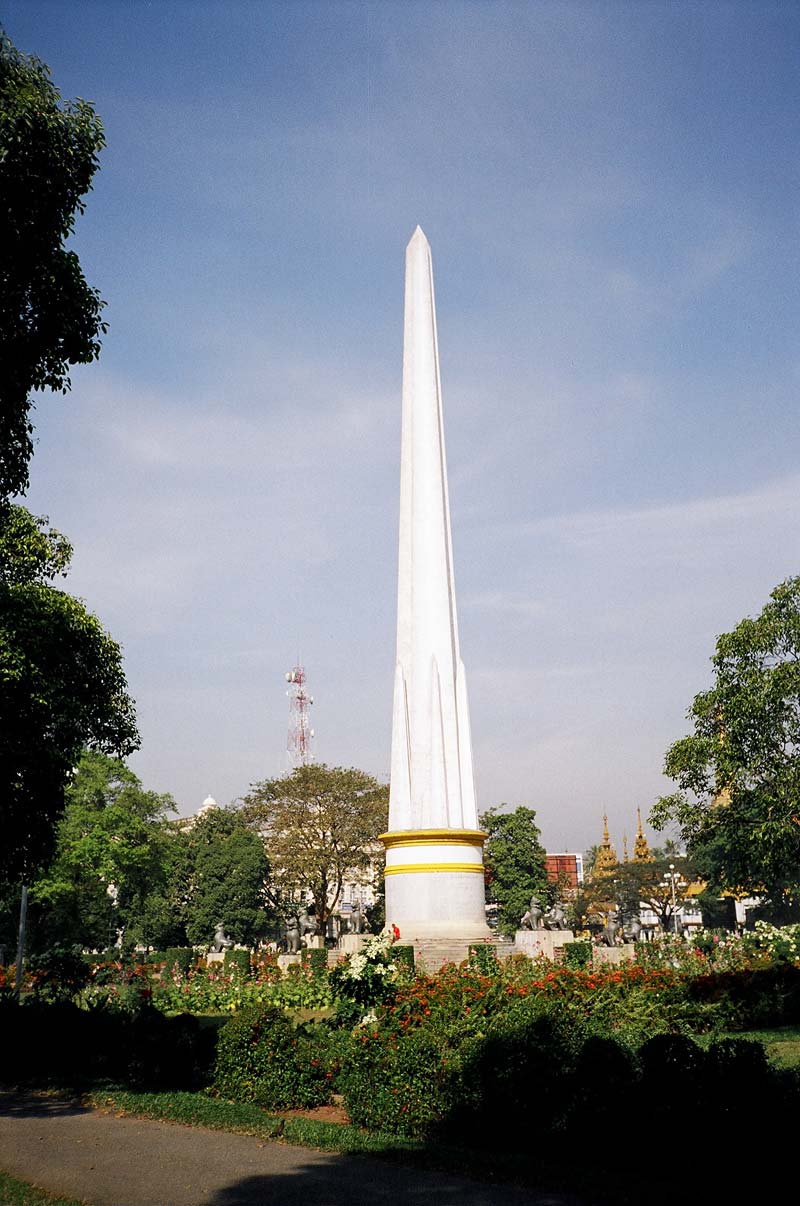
[736,1025,800,1068]
[0,1170,85,1206]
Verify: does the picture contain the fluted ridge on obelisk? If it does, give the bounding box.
[381,228,488,942]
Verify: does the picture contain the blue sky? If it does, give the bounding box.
[6,1,799,853]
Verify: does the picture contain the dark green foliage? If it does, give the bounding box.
[563,940,593,969]
[392,944,415,971]
[26,944,89,1003]
[0,525,139,885]
[651,576,800,910]
[0,1000,216,1091]
[446,1002,584,1147]
[29,753,174,952]
[567,1034,638,1132]
[636,1032,708,1116]
[687,962,800,1030]
[165,947,195,975]
[211,1003,334,1109]
[0,33,106,500]
[341,1028,457,1139]
[467,944,498,974]
[181,808,271,948]
[300,947,328,978]
[480,806,548,936]
[223,948,251,977]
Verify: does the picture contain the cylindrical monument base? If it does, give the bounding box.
[380,828,491,941]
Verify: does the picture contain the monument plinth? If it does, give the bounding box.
[381,228,489,943]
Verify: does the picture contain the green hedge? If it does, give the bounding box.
[341,1027,457,1138]
[0,1000,217,1090]
[468,944,499,974]
[301,947,329,978]
[211,1003,335,1109]
[164,947,195,974]
[563,940,593,970]
[223,948,252,977]
[392,945,415,971]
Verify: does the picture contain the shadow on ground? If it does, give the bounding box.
[206,1163,587,1206]
[0,1090,88,1119]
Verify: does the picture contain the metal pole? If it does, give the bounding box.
[670,864,679,936]
[15,884,28,1003]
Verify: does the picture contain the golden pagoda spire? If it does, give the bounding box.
[623,834,629,863]
[633,807,654,863]
[592,812,618,881]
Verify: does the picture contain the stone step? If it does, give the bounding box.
[411,936,514,972]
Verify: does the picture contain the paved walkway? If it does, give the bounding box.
[0,1091,593,1206]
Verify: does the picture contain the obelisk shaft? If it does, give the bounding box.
[383,228,487,942]
[390,226,477,832]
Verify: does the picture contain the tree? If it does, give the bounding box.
[612,856,696,935]
[180,808,272,949]
[0,508,139,883]
[650,577,800,914]
[30,751,175,952]
[240,764,389,936]
[480,806,548,936]
[0,31,106,500]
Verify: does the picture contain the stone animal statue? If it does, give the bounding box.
[622,913,642,943]
[601,909,620,947]
[543,902,567,930]
[210,922,234,953]
[348,900,364,934]
[298,905,316,942]
[520,893,545,930]
[284,915,301,954]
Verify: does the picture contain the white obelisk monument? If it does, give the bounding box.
[380,228,490,942]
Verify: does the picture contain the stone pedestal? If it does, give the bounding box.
[206,951,224,964]
[592,944,635,966]
[277,953,302,971]
[338,934,365,955]
[513,929,574,961]
[303,935,325,949]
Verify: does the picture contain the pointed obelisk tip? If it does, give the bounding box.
[408,224,430,249]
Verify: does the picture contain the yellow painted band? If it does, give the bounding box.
[384,862,485,875]
[379,828,487,850]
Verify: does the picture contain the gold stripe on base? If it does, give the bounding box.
[380,828,487,850]
[384,862,485,875]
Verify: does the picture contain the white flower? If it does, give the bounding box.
[348,954,368,979]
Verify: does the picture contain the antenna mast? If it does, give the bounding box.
[285,663,314,768]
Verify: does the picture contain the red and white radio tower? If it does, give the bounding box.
[285,664,314,768]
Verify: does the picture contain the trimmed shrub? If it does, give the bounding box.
[566,1034,638,1140]
[392,945,415,971]
[27,946,90,1003]
[301,947,329,979]
[164,947,195,975]
[468,944,499,974]
[223,948,252,978]
[113,1008,218,1090]
[563,940,592,970]
[341,1027,459,1138]
[446,1000,585,1147]
[0,1000,216,1090]
[211,1003,334,1109]
[687,963,800,1030]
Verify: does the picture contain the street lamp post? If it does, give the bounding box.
[660,863,686,937]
